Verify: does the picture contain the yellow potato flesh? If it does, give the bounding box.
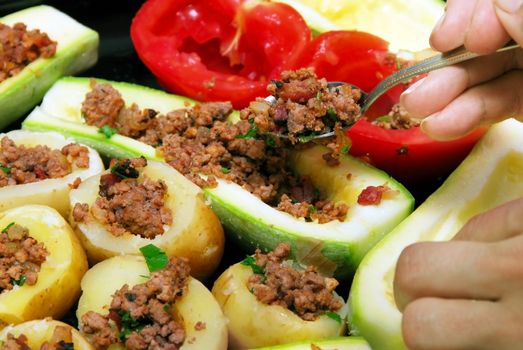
[0,205,88,328]
[0,319,93,350]
[0,130,104,217]
[212,263,348,349]
[69,160,224,280]
[76,255,228,350]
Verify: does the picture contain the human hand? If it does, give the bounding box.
[393,197,523,349]
[400,0,523,141]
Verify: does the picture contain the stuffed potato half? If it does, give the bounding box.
[212,263,348,349]
[0,205,88,328]
[0,130,104,217]
[69,159,224,280]
[76,254,228,350]
[0,319,93,350]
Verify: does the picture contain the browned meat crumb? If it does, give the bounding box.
[0,136,89,187]
[247,243,343,321]
[372,103,421,130]
[0,223,48,293]
[194,321,206,331]
[81,257,190,350]
[357,185,393,206]
[81,82,125,128]
[74,158,172,239]
[68,177,82,189]
[0,22,57,83]
[263,68,362,143]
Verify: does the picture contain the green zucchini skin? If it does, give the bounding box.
[23,76,414,280]
[250,336,370,350]
[0,5,98,129]
[348,119,523,349]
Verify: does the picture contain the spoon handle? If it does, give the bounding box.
[361,41,520,114]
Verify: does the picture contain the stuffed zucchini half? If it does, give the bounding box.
[0,319,93,350]
[349,119,523,349]
[23,77,414,279]
[0,130,104,217]
[0,205,88,328]
[77,254,228,350]
[69,158,224,280]
[0,5,98,128]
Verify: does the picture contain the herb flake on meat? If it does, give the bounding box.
[11,275,26,287]
[322,311,342,323]
[140,243,169,272]
[110,159,140,179]
[235,119,258,139]
[1,222,14,233]
[0,165,10,174]
[241,255,264,275]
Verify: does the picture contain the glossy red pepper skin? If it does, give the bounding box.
[131,0,311,109]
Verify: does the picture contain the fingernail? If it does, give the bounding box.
[433,12,446,32]
[419,113,439,134]
[402,78,426,97]
[494,0,523,13]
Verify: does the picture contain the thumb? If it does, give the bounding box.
[494,0,523,46]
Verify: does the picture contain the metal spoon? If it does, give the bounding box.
[271,41,519,141]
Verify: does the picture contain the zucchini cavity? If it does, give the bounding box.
[0,6,98,127]
[23,77,414,279]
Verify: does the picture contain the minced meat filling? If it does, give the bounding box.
[81,257,190,350]
[72,158,172,239]
[0,223,48,293]
[1,326,74,350]
[246,243,342,321]
[0,22,57,83]
[80,75,349,224]
[0,137,89,187]
[372,103,421,130]
[262,68,362,143]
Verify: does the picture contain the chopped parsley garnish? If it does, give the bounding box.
[118,310,147,341]
[396,56,403,70]
[271,80,284,89]
[221,166,231,174]
[265,133,276,148]
[327,108,338,122]
[110,160,140,179]
[309,205,317,214]
[98,125,118,138]
[163,304,171,312]
[375,115,392,124]
[241,255,264,275]
[140,244,169,272]
[236,119,258,139]
[297,133,318,143]
[12,275,26,287]
[316,91,322,100]
[1,222,14,233]
[341,145,350,155]
[322,311,342,323]
[0,165,11,174]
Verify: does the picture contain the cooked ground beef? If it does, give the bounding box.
[246,243,343,321]
[79,76,350,223]
[0,223,48,293]
[262,68,362,143]
[357,185,394,206]
[72,158,172,239]
[0,22,57,83]
[372,103,421,130]
[2,325,75,350]
[0,136,89,187]
[81,257,190,350]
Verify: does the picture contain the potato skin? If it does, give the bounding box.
[212,263,348,349]
[77,255,228,350]
[0,319,94,350]
[0,130,104,217]
[69,160,224,280]
[0,205,88,328]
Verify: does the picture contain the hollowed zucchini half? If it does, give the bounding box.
[212,263,348,349]
[76,255,228,350]
[349,119,523,349]
[24,77,414,279]
[69,159,224,280]
[0,205,88,328]
[0,130,104,217]
[0,5,98,128]
[0,319,93,350]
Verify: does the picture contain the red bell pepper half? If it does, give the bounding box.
[131,0,311,109]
